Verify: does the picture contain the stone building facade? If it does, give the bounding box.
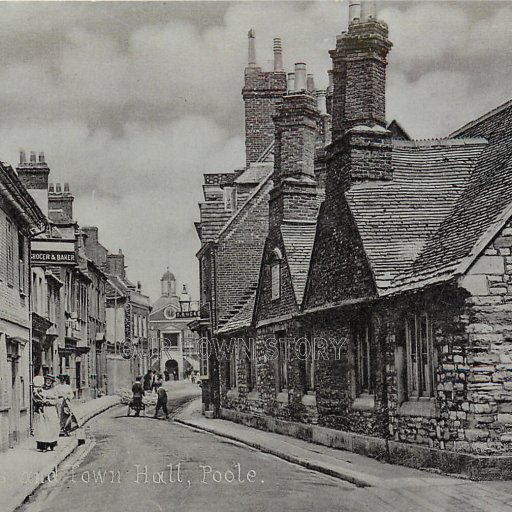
[199,1,512,479]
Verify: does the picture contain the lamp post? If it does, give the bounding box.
[179,285,191,314]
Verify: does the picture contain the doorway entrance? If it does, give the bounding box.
[165,359,179,381]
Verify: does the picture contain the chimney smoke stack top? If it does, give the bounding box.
[64,182,70,193]
[20,150,26,164]
[248,29,256,67]
[56,183,62,193]
[349,1,361,24]
[287,72,295,93]
[294,63,307,92]
[273,37,283,71]
[307,74,316,93]
[30,151,36,163]
[316,90,327,115]
[38,152,45,163]
[360,0,377,21]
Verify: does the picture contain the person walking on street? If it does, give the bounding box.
[154,386,169,419]
[143,370,153,392]
[151,372,157,393]
[55,375,79,436]
[131,376,145,417]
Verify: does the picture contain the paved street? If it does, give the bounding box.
[18,383,352,512]
[15,382,512,512]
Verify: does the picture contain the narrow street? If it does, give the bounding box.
[18,383,353,512]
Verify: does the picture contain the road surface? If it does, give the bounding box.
[20,382,353,512]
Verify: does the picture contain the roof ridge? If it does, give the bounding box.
[449,98,512,138]
[394,137,487,148]
[281,219,317,225]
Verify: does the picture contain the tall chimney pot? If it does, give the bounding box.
[30,151,36,163]
[316,90,327,115]
[273,37,283,71]
[349,1,361,23]
[56,183,62,193]
[20,150,26,164]
[64,182,70,193]
[287,72,295,93]
[360,0,377,21]
[248,29,256,67]
[38,152,45,163]
[307,74,316,93]
[294,63,307,92]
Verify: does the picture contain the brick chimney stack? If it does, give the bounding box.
[242,30,287,168]
[16,149,50,216]
[315,89,332,194]
[326,1,393,193]
[270,62,320,227]
[48,181,74,221]
[107,249,126,279]
[330,0,392,137]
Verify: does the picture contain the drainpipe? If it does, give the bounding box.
[27,222,47,435]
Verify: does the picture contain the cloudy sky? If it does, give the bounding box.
[0,0,511,302]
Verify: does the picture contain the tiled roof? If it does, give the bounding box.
[235,162,273,184]
[217,291,256,334]
[394,100,512,292]
[215,163,273,241]
[346,138,487,292]
[281,222,317,305]
[198,202,233,242]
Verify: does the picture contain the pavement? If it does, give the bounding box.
[174,399,457,489]
[173,401,512,510]
[0,394,120,512]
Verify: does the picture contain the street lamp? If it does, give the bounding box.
[179,285,191,313]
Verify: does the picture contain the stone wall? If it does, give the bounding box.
[458,219,512,453]
[305,200,376,311]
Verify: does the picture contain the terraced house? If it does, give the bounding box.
[204,1,512,479]
[0,158,46,452]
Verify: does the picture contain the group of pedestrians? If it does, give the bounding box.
[132,370,168,419]
[32,374,79,452]
[143,370,163,392]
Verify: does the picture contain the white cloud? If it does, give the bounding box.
[0,1,510,301]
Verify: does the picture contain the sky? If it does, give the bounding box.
[0,0,511,303]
